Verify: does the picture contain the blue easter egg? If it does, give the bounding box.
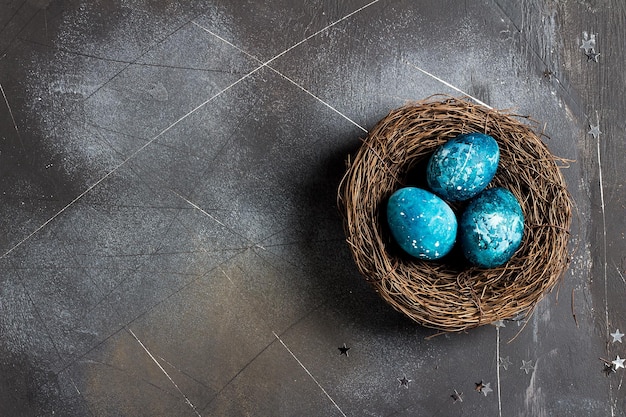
[387,187,457,260]
[427,132,500,202]
[459,187,524,268]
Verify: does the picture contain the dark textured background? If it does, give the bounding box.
[1,0,624,415]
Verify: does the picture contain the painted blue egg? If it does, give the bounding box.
[459,187,524,268]
[427,133,500,202]
[387,187,457,260]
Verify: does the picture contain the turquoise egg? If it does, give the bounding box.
[459,187,524,268]
[427,132,500,202]
[387,187,457,260]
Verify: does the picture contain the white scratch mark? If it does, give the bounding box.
[261,0,380,69]
[273,331,347,417]
[192,24,368,133]
[596,121,609,334]
[191,22,243,52]
[69,376,82,395]
[615,264,626,286]
[1,171,115,259]
[593,114,614,417]
[0,80,24,152]
[195,0,380,78]
[219,266,234,284]
[128,329,202,417]
[269,68,368,133]
[171,190,265,250]
[172,190,227,228]
[0,81,19,134]
[496,326,503,417]
[405,62,492,109]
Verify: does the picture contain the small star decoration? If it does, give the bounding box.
[338,344,350,356]
[613,355,625,370]
[398,376,411,388]
[580,38,595,53]
[493,320,506,328]
[610,329,624,343]
[588,123,602,139]
[475,381,493,397]
[521,360,535,374]
[499,356,512,370]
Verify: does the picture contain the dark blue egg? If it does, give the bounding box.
[387,187,457,260]
[459,187,524,268]
[427,133,500,202]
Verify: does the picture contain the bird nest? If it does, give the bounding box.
[338,96,572,332]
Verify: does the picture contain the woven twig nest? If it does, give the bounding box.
[338,96,572,332]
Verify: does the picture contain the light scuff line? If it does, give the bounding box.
[191,22,368,133]
[273,332,347,417]
[594,121,614,417]
[405,62,492,109]
[496,326,503,417]
[128,329,202,417]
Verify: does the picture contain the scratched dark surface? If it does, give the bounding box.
[1,0,625,415]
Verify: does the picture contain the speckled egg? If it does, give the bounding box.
[427,132,500,202]
[387,187,457,260]
[459,187,524,268]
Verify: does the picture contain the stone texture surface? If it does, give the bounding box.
[1,0,625,415]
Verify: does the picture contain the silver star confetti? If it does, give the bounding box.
[610,329,624,343]
[588,123,601,139]
[580,38,595,53]
[613,355,625,370]
[475,381,493,397]
[499,356,512,370]
[521,360,534,374]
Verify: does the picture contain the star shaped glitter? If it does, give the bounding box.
[586,49,600,62]
[475,381,493,396]
[612,355,625,370]
[580,38,595,53]
[499,356,512,370]
[338,344,350,356]
[521,360,534,374]
[588,123,601,139]
[451,389,463,403]
[398,376,411,388]
[610,329,624,343]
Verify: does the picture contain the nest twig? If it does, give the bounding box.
[338,96,572,332]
